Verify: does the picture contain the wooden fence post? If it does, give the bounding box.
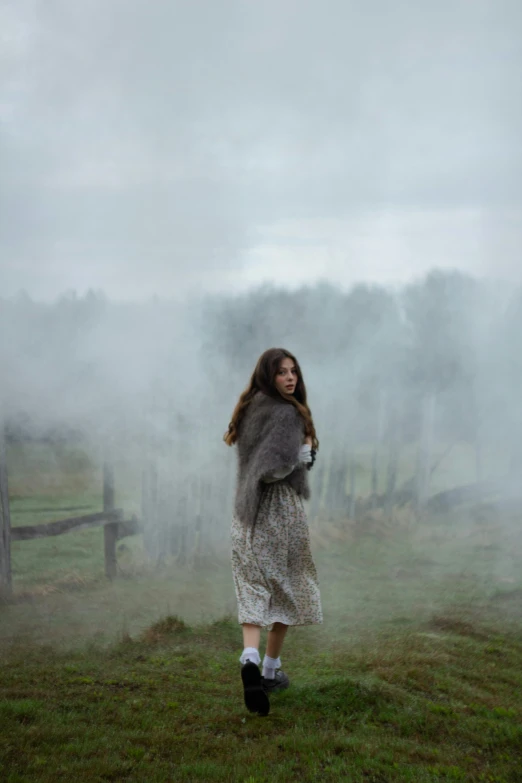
[371,391,386,508]
[0,424,12,598]
[103,461,118,580]
[142,460,159,562]
[385,401,400,522]
[348,454,357,519]
[416,393,437,509]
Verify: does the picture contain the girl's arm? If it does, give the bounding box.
[262,442,313,482]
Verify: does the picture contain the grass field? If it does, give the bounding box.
[6,437,511,594]
[1,442,522,781]
[1,599,522,782]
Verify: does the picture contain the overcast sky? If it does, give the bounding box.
[1,0,521,300]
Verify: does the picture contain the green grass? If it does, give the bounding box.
[7,439,143,591]
[2,441,522,780]
[4,505,522,648]
[2,515,522,782]
[5,437,516,595]
[1,606,522,782]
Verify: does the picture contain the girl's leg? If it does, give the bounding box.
[240,623,269,715]
[242,623,261,650]
[263,622,289,681]
[265,622,288,659]
[240,623,262,665]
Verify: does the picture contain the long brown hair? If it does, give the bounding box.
[223,348,319,450]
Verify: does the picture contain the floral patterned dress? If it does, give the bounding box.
[231,481,323,628]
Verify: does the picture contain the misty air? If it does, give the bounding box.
[1,2,521,781]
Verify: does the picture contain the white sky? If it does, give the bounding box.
[1,0,521,300]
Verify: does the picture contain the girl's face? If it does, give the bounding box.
[275,357,298,396]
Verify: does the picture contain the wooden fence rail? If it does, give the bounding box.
[0,432,141,598]
[11,510,124,541]
[10,509,140,581]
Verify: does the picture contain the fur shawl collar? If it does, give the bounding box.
[234,391,310,526]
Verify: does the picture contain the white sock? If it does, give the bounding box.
[262,654,281,680]
[239,646,261,666]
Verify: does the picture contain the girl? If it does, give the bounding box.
[224,347,323,716]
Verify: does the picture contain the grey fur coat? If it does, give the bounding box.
[234,391,310,526]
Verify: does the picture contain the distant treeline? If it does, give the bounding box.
[3,272,522,555]
[201,271,522,464]
[1,271,521,469]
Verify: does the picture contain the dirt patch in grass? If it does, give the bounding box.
[491,587,522,604]
[140,615,188,644]
[428,614,495,641]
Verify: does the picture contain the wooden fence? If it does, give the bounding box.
[0,426,11,597]
[0,429,140,598]
[1,416,514,599]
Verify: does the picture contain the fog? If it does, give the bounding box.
[1,275,521,560]
[1,1,521,635]
[2,0,522,298]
